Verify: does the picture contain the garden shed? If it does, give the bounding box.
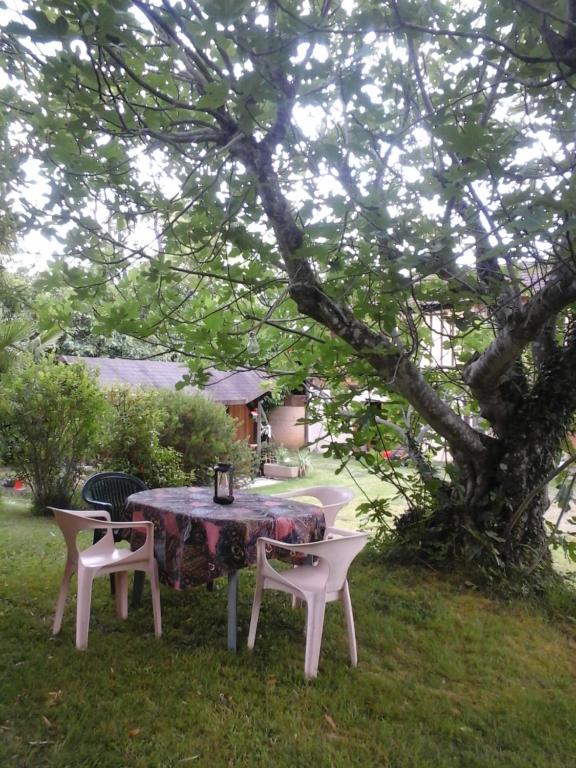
[59,356,272,445]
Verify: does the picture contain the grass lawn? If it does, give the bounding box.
[251,453,410,529]
[263,455,576,573]
[1,484,576,768]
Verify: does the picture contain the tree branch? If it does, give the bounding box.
[464,262,576,399]
[232,135,489,461]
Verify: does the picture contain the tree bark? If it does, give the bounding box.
[230,132,576,578]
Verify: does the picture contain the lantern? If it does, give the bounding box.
[213,463,234,505]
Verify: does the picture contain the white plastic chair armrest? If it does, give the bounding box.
[120,520,155,549]
[105,520,153,530]
[255,536,323,581]
[75,510,112,522]
[48,507,112,522]
[256,536,318,553]
[325,526,367,538]
[86,520,154,558]
[78,518,153,533]
[78,519,153,546]
[107,519,154,547]
[255,537,329,594]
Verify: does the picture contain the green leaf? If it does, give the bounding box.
[22,9,69,40]
[197,82,229,110]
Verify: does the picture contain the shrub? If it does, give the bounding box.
[99,386,191,488]
[155,391,253,485]
[0,359,106,514]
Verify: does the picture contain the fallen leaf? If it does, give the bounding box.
[47,690,62,706]
[266,677,277,688]
[128,728,141,738]
[324,714,337,731]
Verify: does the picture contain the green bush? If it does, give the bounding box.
[155,390,253,486]
[99,386,190,488]
[0,358,106,514]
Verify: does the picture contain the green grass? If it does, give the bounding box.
[251,453,409,529]
[1,492,576,768]
[259,455,576,573]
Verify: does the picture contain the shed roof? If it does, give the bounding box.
[59,356,271,406]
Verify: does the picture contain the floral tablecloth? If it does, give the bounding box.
[127,487,325,589]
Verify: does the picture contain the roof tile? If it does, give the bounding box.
[60,356,271,406]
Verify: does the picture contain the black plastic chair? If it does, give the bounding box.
[81,472,148,607]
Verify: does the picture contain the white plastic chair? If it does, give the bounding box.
[272,486,355,527]
[49,508,162,650]
[247,527,368,678]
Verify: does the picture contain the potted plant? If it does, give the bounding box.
[262,445,301,479]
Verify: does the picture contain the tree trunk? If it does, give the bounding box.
[394,336,576,579]
[394,435,554,576]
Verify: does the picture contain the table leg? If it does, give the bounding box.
[227,570,239,652]
[131,571,145,609]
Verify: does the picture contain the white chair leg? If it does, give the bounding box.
[75,567,95,651]
[115,572,129,619]
[53,563,74,635]
[304,595,326,679]
[149,561,162,638]
[247,578,264,650]
[341,581,358,666]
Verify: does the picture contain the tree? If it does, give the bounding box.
[53,309,171,359]
[2,0,576,579]
[0,254,58,378]
[0,359,106,513]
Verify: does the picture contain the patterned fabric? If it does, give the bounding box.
[127,487,325,589]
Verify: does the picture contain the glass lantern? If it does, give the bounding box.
[213,463,234,505]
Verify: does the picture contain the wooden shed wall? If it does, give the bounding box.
[228,405,254,443]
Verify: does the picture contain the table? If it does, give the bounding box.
[126,487,325,650]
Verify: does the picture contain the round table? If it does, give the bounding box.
[126,487,325,650]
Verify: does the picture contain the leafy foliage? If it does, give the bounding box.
[155,390,253,485]
[0,270,58,377]
[0,358,106,513]
[0,315,34,376]
[3,0,576,576]
[54,311,170,360]
[99,386,190,488]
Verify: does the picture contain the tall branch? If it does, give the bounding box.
[232,136,489,461]
[464,263,576,400]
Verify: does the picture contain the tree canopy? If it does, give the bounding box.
[2,0,576,577]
